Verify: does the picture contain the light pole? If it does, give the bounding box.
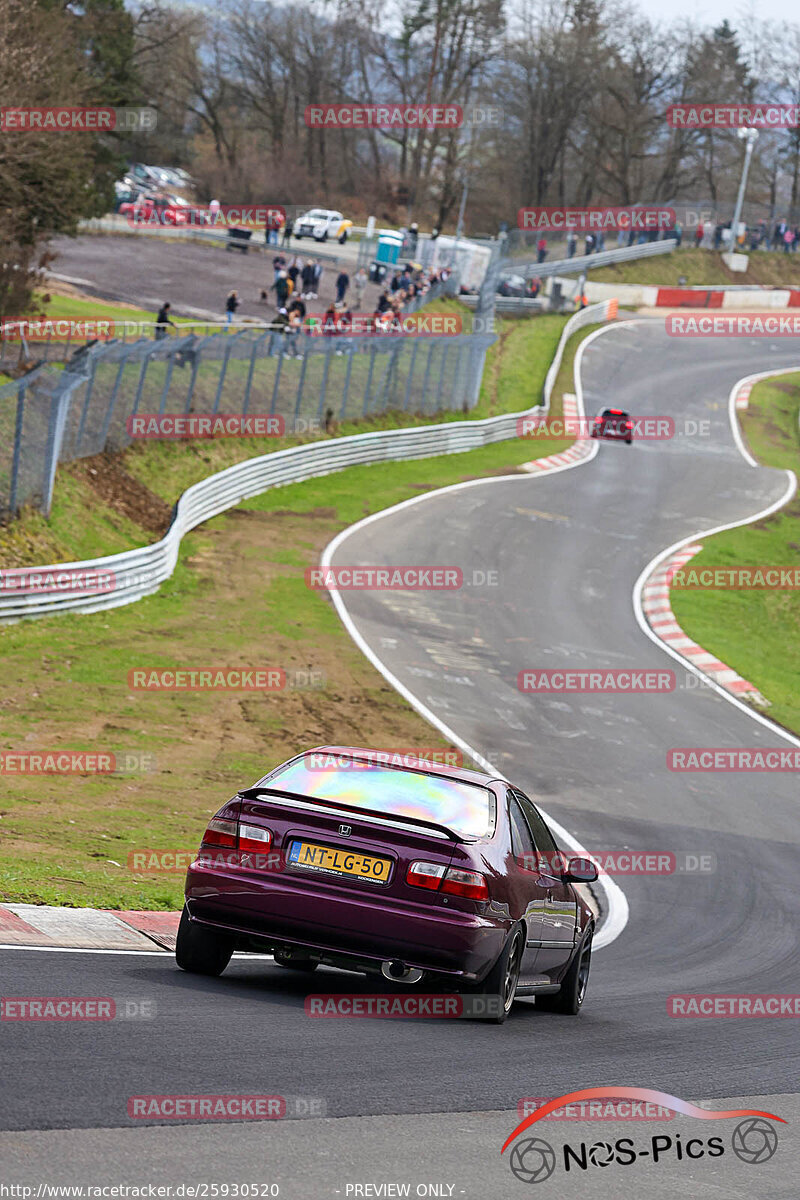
[729,126,759,255]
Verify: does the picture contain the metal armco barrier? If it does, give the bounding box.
[0,300,617,622]
[513,238,676,278]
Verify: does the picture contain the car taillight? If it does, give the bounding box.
[407,861,446,890]
[407,862,489,901]
[625,421,632,429]
[202,817,237,848]
[238,823,272,852]
[442,868,489,901]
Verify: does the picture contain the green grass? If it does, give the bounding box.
[0,306,591,908]
[671,373,800,733]
[586,247,800,288]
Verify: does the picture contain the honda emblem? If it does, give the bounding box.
[338,824,352,836]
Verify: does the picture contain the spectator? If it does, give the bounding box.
[695,222,704,248]
[584,233,595,255]
[155,301,175,341]
[713,224,723,250]
[311,260,323,298]
[322,304,338,335]
[208,199,221,225]
[390,271,402,293]
[783,227,795,253]
[537,236,547,263]
[281,220,292,248]
[325,407,336,434]
[272,270,290,307]
[301,260,315,298]
[353,266,368,310]
[567,230,577,257]
[288,297,306,321]
[272,254,285,282]
[288,259,301,291]
[595,232,605,252]
[376,290,390,314]
[225,290,239,325]
[335,269,350,303]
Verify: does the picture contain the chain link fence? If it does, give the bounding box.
[0,280,497,521]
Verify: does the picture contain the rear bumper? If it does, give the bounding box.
[184,863,508,981]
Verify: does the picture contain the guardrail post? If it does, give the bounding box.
[403,340,420,411]
[420,341,436,415]
[270,341,285,414]
[8,386,26,514]
[212,340,235,415]
[42,376,77,516]
[99,356,128,448]
[242,334,270,415]
[317,339,332,424]
[293,342,310,423]
[339,343,355,420]
[362,344,377,416]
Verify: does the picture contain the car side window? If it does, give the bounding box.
[508,795,537,871]
[513,791,563,875]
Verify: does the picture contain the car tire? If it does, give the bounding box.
[294,234,302,240]
[626,436,632,444]
[273,952,318,972]
[536,926,592,1015]
[339,231,348,244]
[467,924,524,1024]
[175,907,233,977]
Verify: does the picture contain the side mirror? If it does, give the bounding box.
[563,856,598,884]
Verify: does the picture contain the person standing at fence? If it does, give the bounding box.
[335,269,350,304]
[353,266,368,311]
[311,259,323,299]
[226,290,240,325]
[209,199,221,226]
[272,270,290,308]
[567,230,577,257]
[301,260,315,298]
[155,302,175,340]
[537,236,547,263]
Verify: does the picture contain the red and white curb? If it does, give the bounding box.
[641,544,769,707]
[0,904,179,951]
[519,393,592,473]
[735,383,753,410]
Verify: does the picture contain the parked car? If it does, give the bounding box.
[293,209,353,243]
[118,193,208,226]
[176,746,597,1023]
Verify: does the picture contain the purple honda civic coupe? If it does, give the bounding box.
[176,746,598,1022]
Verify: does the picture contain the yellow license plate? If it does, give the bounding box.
[288,840,391,884]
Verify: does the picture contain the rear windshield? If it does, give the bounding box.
[601,409,629,420]
[263,754,494,838]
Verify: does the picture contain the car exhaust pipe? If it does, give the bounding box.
[381,959,424,985]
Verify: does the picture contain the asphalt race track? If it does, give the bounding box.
[2,319,799,1195]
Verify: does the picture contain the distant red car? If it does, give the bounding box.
[176,746,598,1023]
[119,193,207,227]
[591,407,633,444]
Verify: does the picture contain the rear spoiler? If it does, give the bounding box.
[238,785,462,842]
